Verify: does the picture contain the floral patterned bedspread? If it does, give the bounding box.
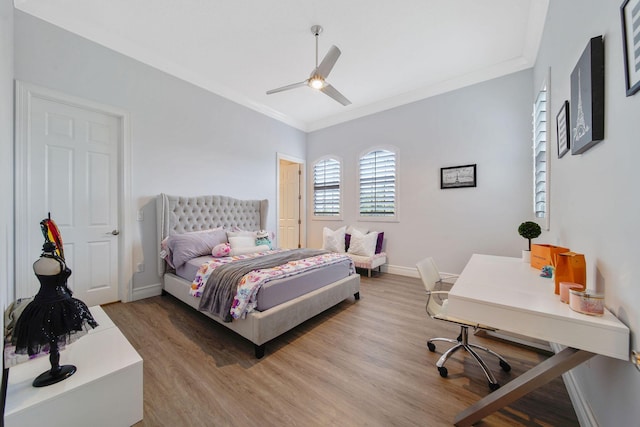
[190,250,354,320]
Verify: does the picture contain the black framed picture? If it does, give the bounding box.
[570,35,605,155]
[440,164,476,189]
[556,100,570,158]
[621,0,640,96]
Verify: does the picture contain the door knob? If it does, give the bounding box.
[107,230,120,236]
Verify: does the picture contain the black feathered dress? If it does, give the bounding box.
[12,255,98,356]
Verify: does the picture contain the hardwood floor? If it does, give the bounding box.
[103,273,579,427]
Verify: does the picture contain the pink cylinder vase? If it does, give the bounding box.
[559,282,584,303]
[569,290,604,316]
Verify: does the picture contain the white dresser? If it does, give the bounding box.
[4,305,143,426]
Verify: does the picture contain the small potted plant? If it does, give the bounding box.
[518,221,541,262]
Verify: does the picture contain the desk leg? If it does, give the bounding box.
[454,347,595,426]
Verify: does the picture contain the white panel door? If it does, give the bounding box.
[23,96,120,306]
[279,162,301,249]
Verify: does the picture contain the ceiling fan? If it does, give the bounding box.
[266,25,351,106]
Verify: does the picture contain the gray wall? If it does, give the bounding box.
[13,11,307,297]
[1,0,14,323]
[307,69,534,275]
[534,1,640,425]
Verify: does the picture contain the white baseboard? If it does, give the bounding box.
[385,264,419,277]
[384,264,457,280]
[131,282,163,301]
[550,343,598,426]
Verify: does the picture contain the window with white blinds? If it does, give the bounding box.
[533,87,547,218]
[359,149,396,217]
[313,158,341,216]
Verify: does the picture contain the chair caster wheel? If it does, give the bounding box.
[489,382,500,391]
[427,342,436,352]
[438,366,448,378]
[500,360,511,372]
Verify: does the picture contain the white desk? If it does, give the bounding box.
[4,306,143,427]
[447,254,630,426]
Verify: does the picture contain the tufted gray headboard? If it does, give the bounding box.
[157,193,268,275]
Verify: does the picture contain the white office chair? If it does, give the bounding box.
[416,257,511,391]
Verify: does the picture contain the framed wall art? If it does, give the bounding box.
[621,0,640,96]
[570,35,605,155]
[556,100,570,158]
[440,164,476,189]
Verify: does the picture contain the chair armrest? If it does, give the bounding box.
[426,291,449,308]
[439,273,459,284]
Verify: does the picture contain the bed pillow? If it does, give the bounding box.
[159,237,175,268]
[229,235,264,256]
[167,228,227,269]
[347,230,379,258]
[322,226,346,253]
[230,244,270,256]
[212,242,231,257]
[227,230,258,240]
[228,235,256,248]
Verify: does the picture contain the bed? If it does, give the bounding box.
[156,193,360,358]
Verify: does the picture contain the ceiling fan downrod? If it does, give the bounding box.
[311,25,323,67]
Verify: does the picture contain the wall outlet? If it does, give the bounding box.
[136,210,144,221]
[136,263,144,273]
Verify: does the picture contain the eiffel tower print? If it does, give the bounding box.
[570,35,604,155]
[573,68,590,143]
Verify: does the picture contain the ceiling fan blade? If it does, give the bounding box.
[316,45,341,78]
[320,84,351,106]
[266,80,307,95]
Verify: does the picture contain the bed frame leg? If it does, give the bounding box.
[354,292,360,300]
[255,344,266,359]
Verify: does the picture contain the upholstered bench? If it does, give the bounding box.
[346,252,387,277]
[321,225,387,277]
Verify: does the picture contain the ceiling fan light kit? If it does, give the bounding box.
[266,25,351,106]
[309,76,325,89]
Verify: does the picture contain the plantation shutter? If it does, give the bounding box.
[359,150,396,216]
[313,158,341,216]
[533,89,547,218]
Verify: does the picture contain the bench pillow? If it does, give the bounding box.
[322,226,346,253]
[347,229,379,258]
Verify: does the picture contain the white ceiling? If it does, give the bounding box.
[15,0,549,132]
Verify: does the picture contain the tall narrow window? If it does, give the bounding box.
[533,86,547,219]
[359,149,396,217]
[313,158,341,217]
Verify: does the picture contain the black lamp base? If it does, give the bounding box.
[32,364,76,387]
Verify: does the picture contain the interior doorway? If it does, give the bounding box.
[277,154,305,249]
